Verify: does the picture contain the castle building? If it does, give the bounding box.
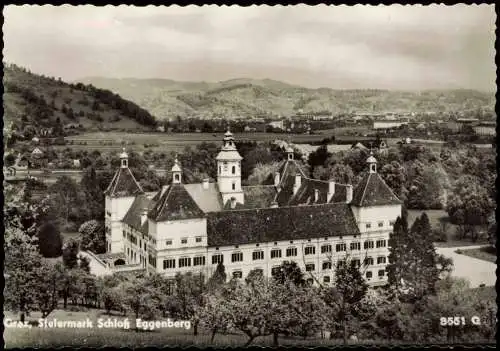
[102,131,402,285]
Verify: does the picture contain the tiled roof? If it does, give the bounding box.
[148,184,205,221]
[104,167,144,198]
[274,159,349,206]
[184,183,224,213]
[351,172,402,207]
[122,194,157,234]
[207,203,360,247]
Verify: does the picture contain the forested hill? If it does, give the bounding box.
[3,63,158,134]
[78,76,496,120]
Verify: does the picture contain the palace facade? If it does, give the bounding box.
[102,131,402,286]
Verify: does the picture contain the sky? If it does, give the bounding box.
[3,5,496,91]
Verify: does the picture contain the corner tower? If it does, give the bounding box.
[216,130,244,207]
[104,148,144,253]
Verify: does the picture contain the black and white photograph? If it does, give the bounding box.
[2,4,497,348]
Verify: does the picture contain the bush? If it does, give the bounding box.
[37,222,63,257]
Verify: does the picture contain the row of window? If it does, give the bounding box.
[166,237,203,246]
[162,256,207,269]
[223,243,388,263]
[366,221,395,229]
[228,269,385,281]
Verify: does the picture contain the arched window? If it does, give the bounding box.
[232,165,236,174]
[175,174,180,181]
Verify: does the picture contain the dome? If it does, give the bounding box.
[119,148,128,159]
[366,155,377,164]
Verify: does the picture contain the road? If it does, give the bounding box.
[436,245,496,287]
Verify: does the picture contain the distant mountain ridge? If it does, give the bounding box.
[77,76,496,121]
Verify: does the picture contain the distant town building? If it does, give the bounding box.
[31,147,44,157]
[31,137,40,144]
[268,120,285,130]
[373,119,409,130]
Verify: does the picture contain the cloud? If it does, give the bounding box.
[3,4,496,91]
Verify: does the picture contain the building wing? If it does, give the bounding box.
[207,203,360,246]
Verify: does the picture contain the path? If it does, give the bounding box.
[436,245,496,287]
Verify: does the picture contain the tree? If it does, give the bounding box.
[78,220,106,254]
[34,261,60,317]
[62,239,80,269]
[5,153,16,167]
[49,176,82,226]
[446,175,493,242]
[325,260,368,344]
[313,163,354,183]
[80,167,105,220]
[198,291,232,343]
[308,145,330,177]
[36,222,63,257]
[121,276,162,330]
[379,161,407,199]
[207,262,227,291]
[272,261,306,287]
[170,272,205,335]
[387,213,453,302]
[4,218,44,322]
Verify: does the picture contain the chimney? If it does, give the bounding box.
[140,207,148,226]
[202,178,209,190]
[274,172,280,187]
[327,181,335,202]
[314,189,319,203]
[346,185,353,204]
[293,174,301,195]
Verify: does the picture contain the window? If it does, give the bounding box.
[378,221,384,227]
[350,242,361,251]
[223,162,228,171]
[232,270,242,279]
[175,174,180,181]
[166,239,172,246]
[321,244,332,254]
[212,254,223,265]
[123,230,126,238]
[286,247,297,257]
[389,220,395,226]
[163,259,175,269]
[231,252,243,262]
[252,250,264,260]
[376,240,387,248]
[337,260,346,269]
[364,240,374,249]
[179,257,191,268]
[322,261,332,270]
[366,271,373,279]
[304,246,315,255]
[364,257,374,266]
[377,256,386,264]
[351,259,361,268]
[194,256,206,266]
[305,263,315,272]
[323,276,330,283]
[378,269,385,277]
[181,238,188,244]
[231,166,236,174]
[195,237,202,243]
[270,249,282,259]
[232,182,236,190]
[306,278,314,285]
[366,223,372,229]
[148,254,156,267]
[336,243,346,252]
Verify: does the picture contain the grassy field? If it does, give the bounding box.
[4,307,495,348]
[3,309,393,348]
[458,246,497,263]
